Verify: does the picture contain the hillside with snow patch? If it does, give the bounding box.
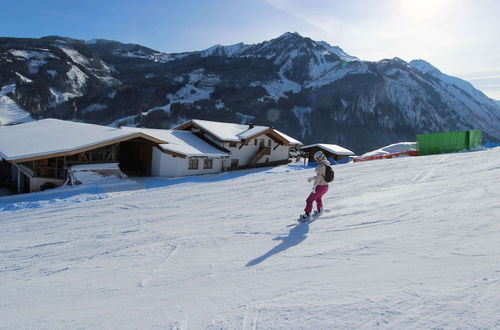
[0,85,32,125]
[1,148,499,328]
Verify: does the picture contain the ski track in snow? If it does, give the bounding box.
[0,150,500,328]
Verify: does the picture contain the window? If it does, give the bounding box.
[254,139,257,146]
[188,158,199,170]
[203,159,213,169]
[268,139,272,147]
[231,159,239,168]
[229,142,237,148]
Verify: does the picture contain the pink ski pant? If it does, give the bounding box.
[304,185,329,214]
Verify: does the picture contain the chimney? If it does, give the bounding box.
[249,123,254,129]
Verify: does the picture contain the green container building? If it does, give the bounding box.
[417,130,483,156]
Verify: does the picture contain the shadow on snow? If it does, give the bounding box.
[246,221,309,267]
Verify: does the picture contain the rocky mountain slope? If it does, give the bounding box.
[1,33,499,153]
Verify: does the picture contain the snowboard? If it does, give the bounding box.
[296,209,330,223]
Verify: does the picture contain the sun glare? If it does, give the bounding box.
[400,0,450,18]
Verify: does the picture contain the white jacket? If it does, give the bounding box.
[313,159,331,187]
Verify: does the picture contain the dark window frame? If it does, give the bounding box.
[203,158,213,169]
[188,158,199,170]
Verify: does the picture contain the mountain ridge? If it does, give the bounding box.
[0,32,499,153]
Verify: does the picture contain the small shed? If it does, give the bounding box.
[301,143,355,163]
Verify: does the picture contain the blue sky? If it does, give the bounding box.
[1,0,499,99]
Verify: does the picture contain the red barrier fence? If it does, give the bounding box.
[353,150,419,162]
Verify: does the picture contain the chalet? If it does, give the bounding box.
[0,119,165,193]
[121,127,229,177]
[173,119,302,169]
[301,143,355,163]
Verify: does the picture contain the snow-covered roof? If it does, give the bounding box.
[122,127,229,158]
[175,119,302,145]
[301,143,355,156]
[0,119,162,162]
[361,142,416,158]
[274,130,302,146]
[187,119,267,142]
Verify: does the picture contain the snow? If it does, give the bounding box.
[70,163,122,171]
[108,115,138,128]
[8,49,58,74]
[184,119,268,142]
[49,88,78,105]
[68,163,127,186]
[46,69,57,78]
[235,112,255,124]
[179,119,302,146]
[273,130,303,146]
[81,103,107,114]
[0,85,33,126]
[316,41,359,62]
[0,148,499,328]
[167,70,220,104]
[122,127,229,158]
[15,72,33,83]
[250,70,302,101]
[361,142,417,158]
[57,46,90,66]
[112,48,188,63]
[66,65,88,92]
[302,143,355,156]
[304,61,371,88]
[140,104,172,118]
[292,106,313,137]
[200,42,251,57]
[215,99,225,110]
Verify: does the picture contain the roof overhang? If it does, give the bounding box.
[7,132,166,163]
[241,129,296,146]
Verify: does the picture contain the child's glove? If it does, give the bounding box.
[307,176,315,182]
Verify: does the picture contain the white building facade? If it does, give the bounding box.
[173,119,302,170]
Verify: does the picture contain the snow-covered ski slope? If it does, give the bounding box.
[1,148,499,329]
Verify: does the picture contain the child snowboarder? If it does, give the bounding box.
[300,151,330,221]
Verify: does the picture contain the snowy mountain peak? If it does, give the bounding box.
[316,41,359,62]
[200,42,250,57]
[277,31,303,40]
[409,59,442,75]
